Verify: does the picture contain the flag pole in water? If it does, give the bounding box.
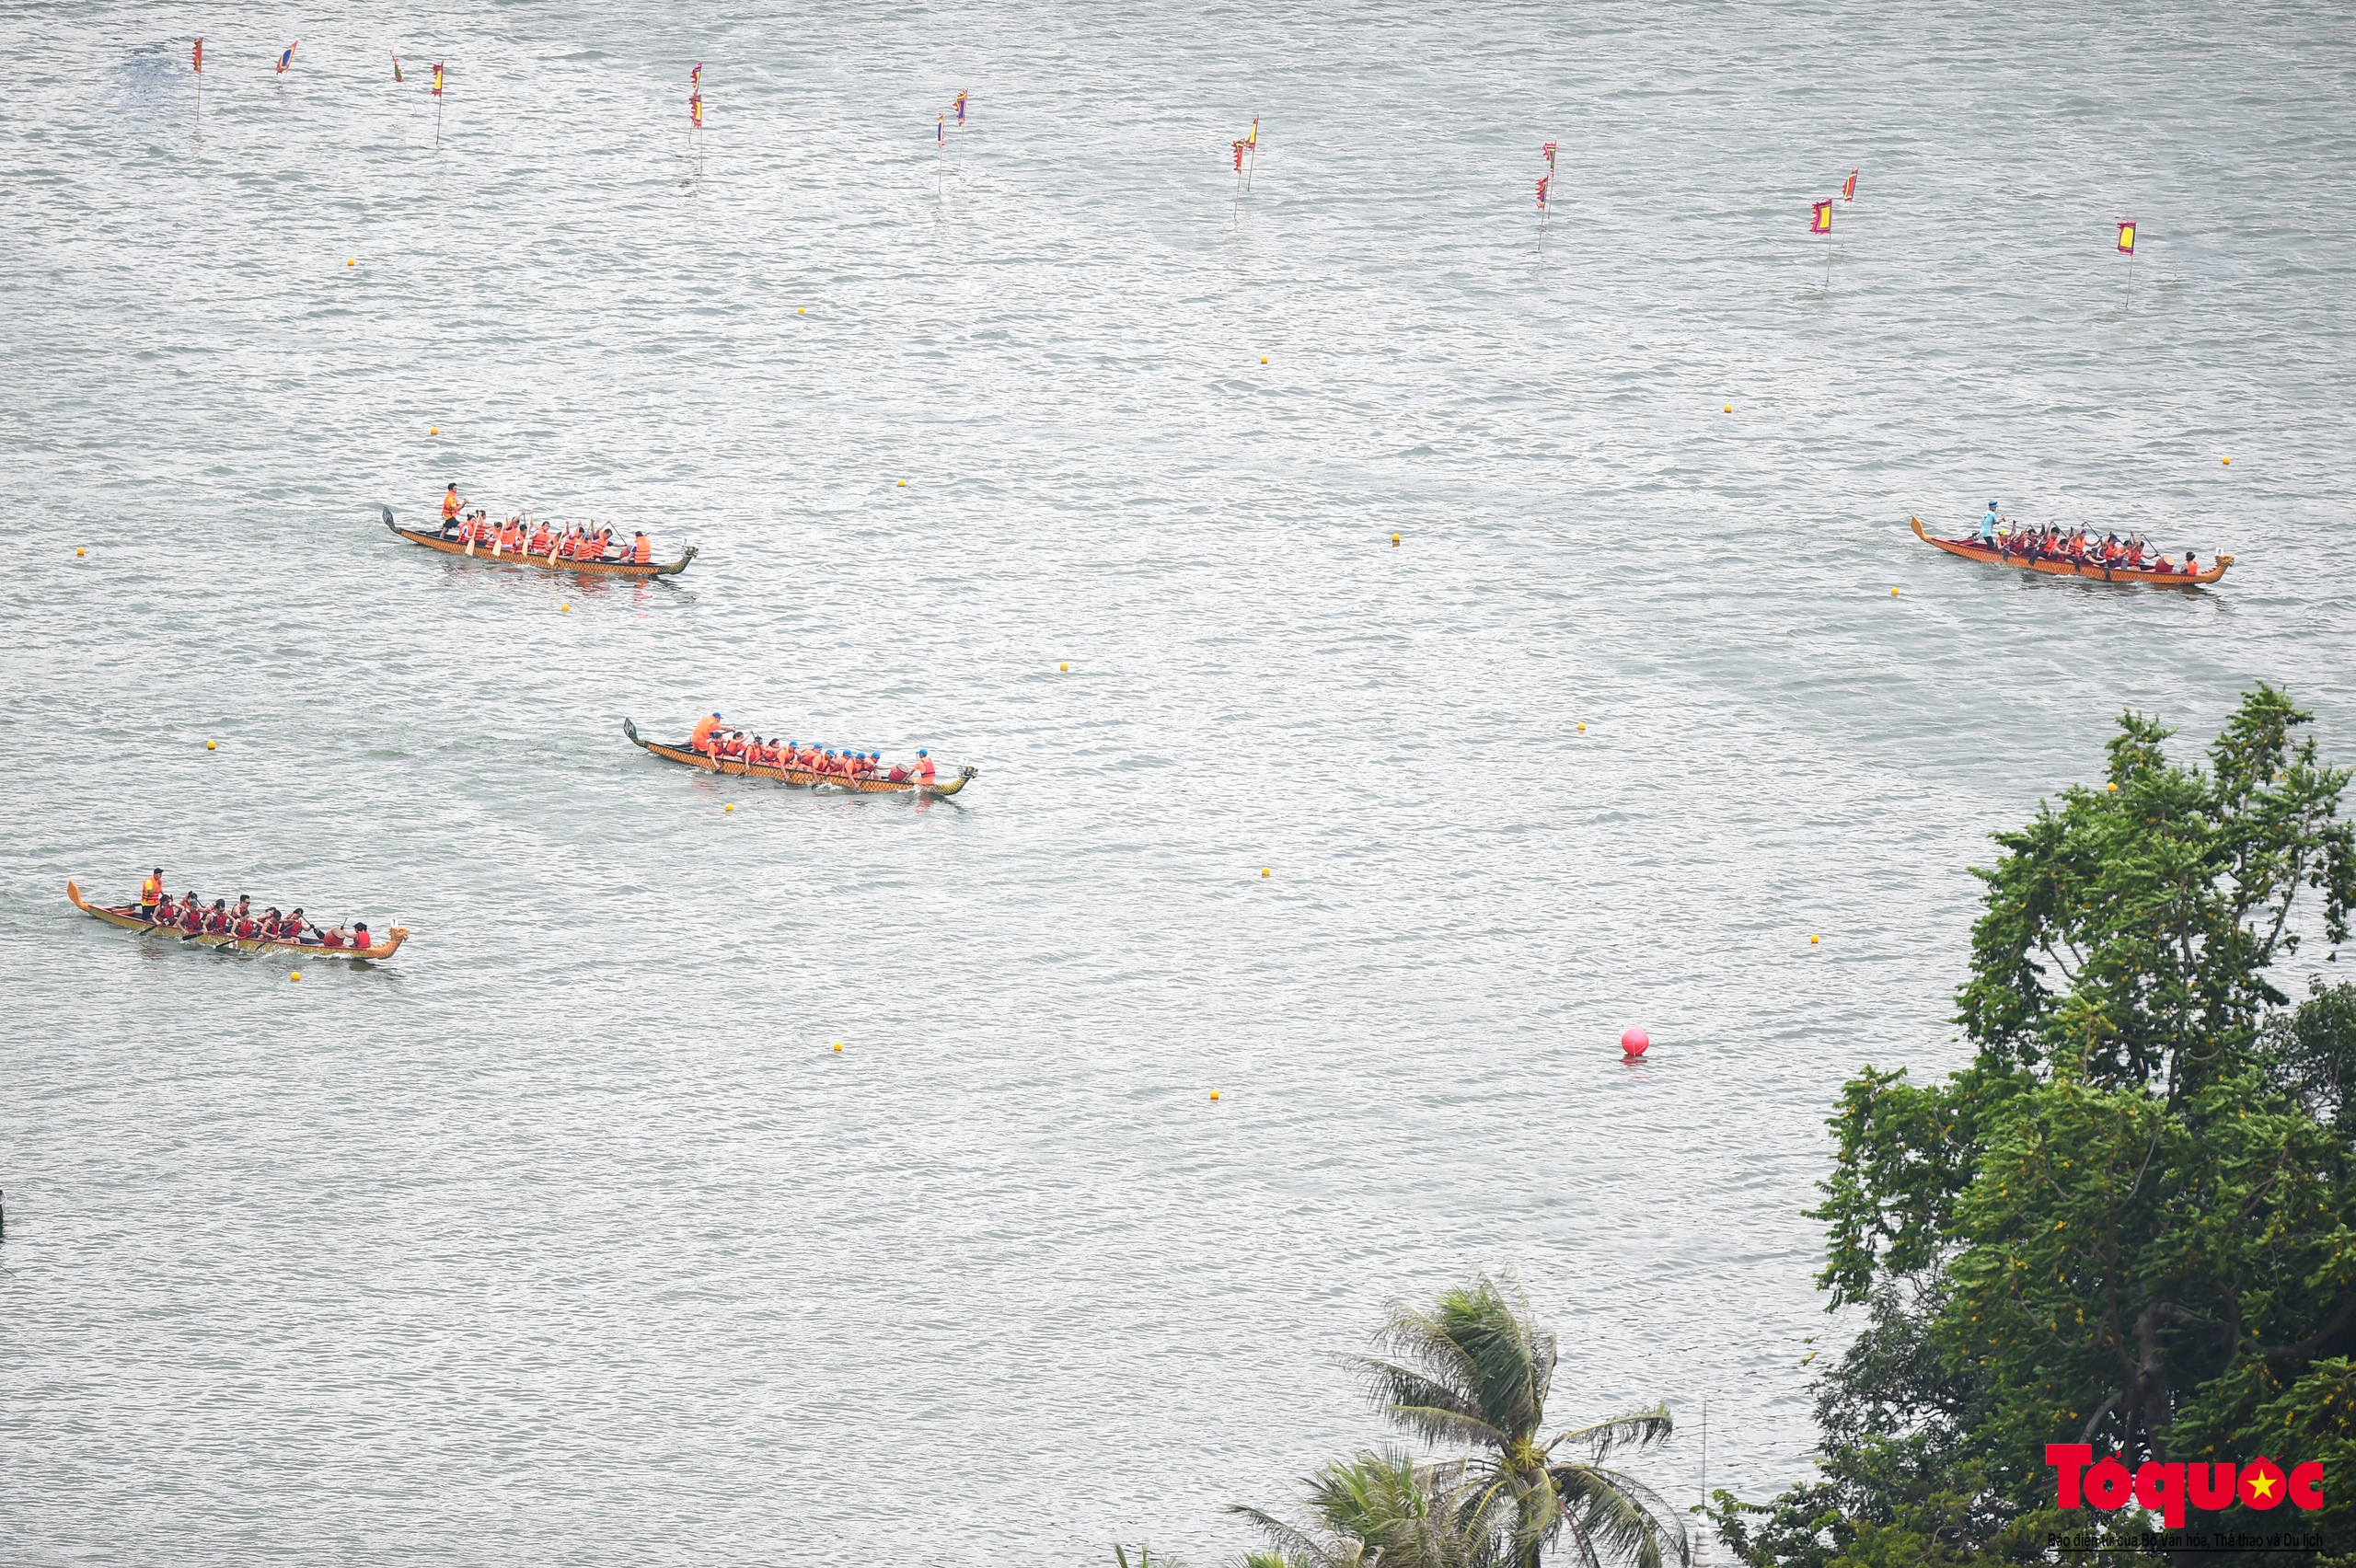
[1538,141,1556,255]
[937,113,947,202]
[432,62,445,150]
[689,63,704,181]
[954,89,968,168]
[1812,196,1836,294]
[1839,166,1858,253]
[1231,137,1247,222]
[2117,218,2137,308]
[1246,116,1259,191]
[192,37,203,133]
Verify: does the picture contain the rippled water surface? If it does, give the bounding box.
[6,2,2356,1562]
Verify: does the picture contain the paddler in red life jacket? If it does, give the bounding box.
[352,923,373,951]
[202,898,230,935]
[284,908,318,944]
[179,893,204,934]
[258,907,283,940]
[230,895,255,938]
[150,892,178,927]
[139,867,165,918]
[913,749,937,787]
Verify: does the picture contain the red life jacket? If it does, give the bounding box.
[322,929,346,950]
[916,757,937,782]
[234,917,258,939]
[203,909,227,933]
[352,930,372,951]
[181,906,204,933]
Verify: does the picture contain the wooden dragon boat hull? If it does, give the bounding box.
[67,881,409,959]
[623,719,976,796]
[1910,516,2229,588]
[384,506,698,579]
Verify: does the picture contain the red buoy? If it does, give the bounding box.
[1621,1028,1649,1057]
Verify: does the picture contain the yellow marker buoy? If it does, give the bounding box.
[560,603,570,612]
[1890,587,1900,596]
[205,740,216,750]
[290,972,301,982]
[429,426,438,434]
[896,479,907,488]
[1723,404,1732,413]
[2108,782,2118,792]
[797,306,805,314]
[1260,356,1268,364]
[1210,1090,1220,1101]
[76,547,86,557]
[724,802,734,812]
[1576,722,1586,732]
[1059,662,1069,672]
[832,1042,843,1052]
[1261,868,1270,878]
[1810,935,1820,944]
[1391,533,1400,546]
[2222,456,2231,466]
[346,259,355,267]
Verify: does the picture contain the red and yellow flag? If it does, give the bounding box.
[2117,220,2136,254]
[192,38,203,75]
[1248,116,1258,148]
[432,63,444,98]
[954,90,968,125]
[1811,199,1834,235]
[1842,167,1858,202]
[1232,139,1246,172]
[691,93,704,129]
[391,53,403,83]
[690,62,702,90]
[1536,175,1551,210]
[1542,140,1556,170]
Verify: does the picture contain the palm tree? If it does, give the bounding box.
[1230,1448,1505,1568]
[1355,1272,1688,1568]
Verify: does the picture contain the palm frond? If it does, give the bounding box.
[1553,1463,1690,1568]
[1365,1272,1553,1443]
[1542,1404,1675,1463]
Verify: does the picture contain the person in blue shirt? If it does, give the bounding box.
[1979,501,2000,546]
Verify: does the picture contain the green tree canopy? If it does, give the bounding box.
[1726,689,2356,1568]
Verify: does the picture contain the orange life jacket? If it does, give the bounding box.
[141,875,163,905]
[916,757,937,782]
[633,536,652,564]
[444,491,462,519]
[529,527,551,554]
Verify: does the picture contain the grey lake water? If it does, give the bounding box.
[6,2,2354,1562]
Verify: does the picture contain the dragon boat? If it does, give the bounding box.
[1910,516,2230,588]
[623,719,977,796]
[383,506,698,579]
[66,881,409,959]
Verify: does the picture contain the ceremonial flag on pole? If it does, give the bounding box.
[937,114,945,146]
[432,63,445,98]
[277,41,298,75]
[192,38,203,74]
[1536,175,1551,210]
[1811,199,1834,235]
[691,93,704,130]
[690,62,702,90]
[1249,116,1259,148]
[2117,219,2136,254]
[1842,167,1858,202]
[391,53,403,83]
[1232,139,1246,172]
[954,90,968,126]
[1542,141,1556,170]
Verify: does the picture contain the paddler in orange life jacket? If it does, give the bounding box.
[138,867,165,917]
[913,749,937,787]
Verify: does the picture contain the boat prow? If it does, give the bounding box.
[1909,515,2230,588]
[68,879,410,959]
[383,505,698,579]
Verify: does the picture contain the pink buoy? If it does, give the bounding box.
[1620,1028,1649,1057]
